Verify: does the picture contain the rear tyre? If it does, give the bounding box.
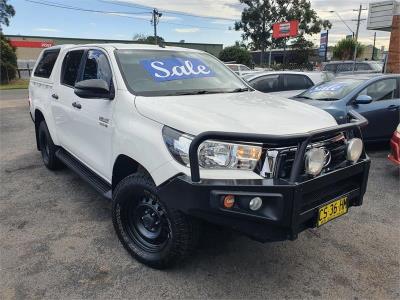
[112,172,200,269]
[38,121,63,170]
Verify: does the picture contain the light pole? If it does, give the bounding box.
[329,10,354,37]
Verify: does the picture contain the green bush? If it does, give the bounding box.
[333,38,365,60]
[219,46,252,67]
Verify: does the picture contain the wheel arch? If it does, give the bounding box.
[112,154,153,191]
[34,109,46,150]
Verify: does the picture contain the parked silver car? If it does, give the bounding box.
[243,71,335,98]
[321,61,383,74]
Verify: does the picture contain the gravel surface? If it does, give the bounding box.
[1,89,399,299]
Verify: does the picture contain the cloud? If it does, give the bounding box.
[110,0,241,20]
[105,12,180,21]
[34,27,59,32]
[107,0,390,48]
[114,33,128,38]
[174,27,200,33]
[211,19,234,25]
[309,0,390,48]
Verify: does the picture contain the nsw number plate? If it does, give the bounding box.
[317,196,348,227]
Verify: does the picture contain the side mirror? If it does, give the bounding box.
[354,94,372,104]
[74,79,112,99]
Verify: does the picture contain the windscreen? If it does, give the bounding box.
[115,49,247,96]
[298,78,366,101]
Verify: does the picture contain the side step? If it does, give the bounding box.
[55,148,112,201]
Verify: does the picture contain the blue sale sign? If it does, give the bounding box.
[140,57,215,82]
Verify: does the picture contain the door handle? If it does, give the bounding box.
[51,93,59,100]
[72,102,82,109]
[387,104,399,111]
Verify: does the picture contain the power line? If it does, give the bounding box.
[101,0,238,21]
[24,0,232,31]
[24,0,151,17]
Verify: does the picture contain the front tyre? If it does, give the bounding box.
[112,173,200,269]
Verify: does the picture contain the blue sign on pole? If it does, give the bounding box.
[319,31,328,58]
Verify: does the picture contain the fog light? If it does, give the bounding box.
[346,138,363,162]
[249,197,263,211]
[305,148,326,176]
[223,195,235,208]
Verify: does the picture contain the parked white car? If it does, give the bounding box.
[29,44,370,269]
[243,71,335,98]
[225,63,260,76]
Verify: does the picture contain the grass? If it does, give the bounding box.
[0,79,29,90]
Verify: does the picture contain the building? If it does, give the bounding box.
[5,34,223,68]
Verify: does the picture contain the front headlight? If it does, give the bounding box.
[305,148,326,176]
[162,126,262,170]
[198,141,262,170]
[162,126,193,166]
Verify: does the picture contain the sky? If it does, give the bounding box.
[4,0,392,49]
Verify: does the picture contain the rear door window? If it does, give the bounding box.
[282,74,313,91]
[34,49,60,78]
[249,75,280,93]
[336,63,354,72]
[61,50,84,87]
[323,64,336,72]
[355,63,372,71]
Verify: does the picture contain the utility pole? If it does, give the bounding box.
[151,8,162,45]
[352,4,367,71]
[372,32,376,60]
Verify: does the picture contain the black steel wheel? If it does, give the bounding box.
[125,194,171,253]
[112,172,201,269]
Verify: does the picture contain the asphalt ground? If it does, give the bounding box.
[0,89,399,299]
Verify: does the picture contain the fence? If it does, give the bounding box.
[17,60,36,79]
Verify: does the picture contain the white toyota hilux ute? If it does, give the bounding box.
[29,44,370,269]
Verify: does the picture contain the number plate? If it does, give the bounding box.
[317,196,348,227]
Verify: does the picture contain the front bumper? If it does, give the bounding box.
[159,110,370,242]
[388,131,400,165]
[158,158,370,242]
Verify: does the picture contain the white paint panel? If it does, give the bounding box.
[367,0,396,30]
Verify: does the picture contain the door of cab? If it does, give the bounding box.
[351,78,400,141]
[67,48,115,179]
[51,49,85,151]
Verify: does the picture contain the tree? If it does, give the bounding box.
[133,35,165,45]
[333,38,365,60]
[0,1,16,83]
[235,0,331,66]
[0,33,17,83]
[287,35,314,68]
[219,46,252,67]
[0,0,15,30]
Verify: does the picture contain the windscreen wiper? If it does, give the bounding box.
[228,87,251,93]
[294,95,313,99]
[316,97,340,101]
[173,90,223,95]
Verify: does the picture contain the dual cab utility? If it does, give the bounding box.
[29,44,370,269]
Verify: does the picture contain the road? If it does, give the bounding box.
[0,89,399,299]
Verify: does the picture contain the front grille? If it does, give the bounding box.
[260,134,348,180]
[301,176,360,212]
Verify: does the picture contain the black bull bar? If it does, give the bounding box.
[188,110,368,183]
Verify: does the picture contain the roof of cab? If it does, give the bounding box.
[43,43,203,53]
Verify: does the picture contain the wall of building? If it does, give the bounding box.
[5,35,223,62]
[387,12,400,73]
